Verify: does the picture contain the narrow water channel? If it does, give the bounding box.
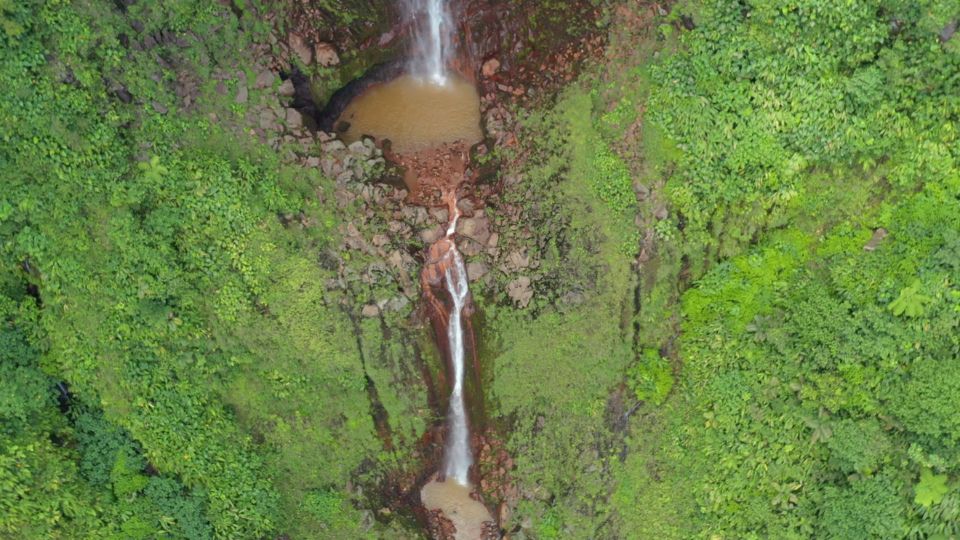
[333,0,498,536]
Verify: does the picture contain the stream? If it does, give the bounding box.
[336,0,497,537]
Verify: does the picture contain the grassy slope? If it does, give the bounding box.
[489,0,960,538]
[482,83,638,537]
[606,1,960,538]
[0,2,415,538]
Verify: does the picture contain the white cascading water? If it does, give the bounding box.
[405,0,451,85]
[441,203,473,485]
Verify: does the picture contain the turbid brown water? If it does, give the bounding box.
[338,74,483,154]
[421,479,494,540]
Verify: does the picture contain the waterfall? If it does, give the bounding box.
[441,203,473,485]
[405,0,451,85]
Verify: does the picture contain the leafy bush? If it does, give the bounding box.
[628,348,673,406]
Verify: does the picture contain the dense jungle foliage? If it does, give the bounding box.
[1,0,958,539]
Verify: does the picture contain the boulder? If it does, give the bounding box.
[315,42,340,67]
[361,304,380,318]
[258,108,278,131]
[863,228,889,252]
[388,250,405,268]
[289,33,312,65]
[322,140,347,153]
[459,239,483,257]
[504,250,530,272]
[234,84,249,103]
[482,58,501,77]
[285,108,303,130]
[420,226,444,244]
[507,277,533,308]
[378,30,396,46]
[430,207,449,225]
[348,140,369,156]
[278,79,295,97]
[386,296,409,312]
[254,69,275,89]
[458,215,491,245]
[372,234,389,248]
[466,262,488,282]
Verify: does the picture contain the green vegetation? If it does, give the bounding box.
[3,0,959,538]
[605,1,960,538]
[0,1,406,538]
[484,0,960,538]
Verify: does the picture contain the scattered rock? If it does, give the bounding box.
[235,85,248,104]
[314,42,340,67]
[285,108,303,130]
[482,58,501,77]
[378,30,396,46]
[941,20,958,43]
[289,33,312,65]
[386,296,409,312]
[258,108,277,131]
[467,262,488,282]
[372,234,389,248]
[507,276,534,308]
[254,69,275,89]
[459,215,491,245]
[634,181,650,201]
[361,304,380,318]
[151,101,168,114]
[322,140,347,153]
[505,250,531,272]
[459,239,483,257]
[420,226,444,244]
[864,228,889,252]
[278,79,295,97]
[348,140,371,156]
[430,207,449,225]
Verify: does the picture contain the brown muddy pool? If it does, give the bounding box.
[337,74,483,154]
[421,478,494,540]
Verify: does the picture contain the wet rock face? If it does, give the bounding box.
[453,0,601,80]
[282,1,395,57]
[426,509,457,540]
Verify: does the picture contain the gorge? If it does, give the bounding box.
[4,1,958,539]
[333,0,498,535]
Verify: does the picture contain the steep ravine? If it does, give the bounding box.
[269,0,609,536]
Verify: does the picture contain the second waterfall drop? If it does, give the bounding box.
[441,201,473,485]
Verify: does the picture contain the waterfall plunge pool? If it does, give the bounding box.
[336,73,482,154]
